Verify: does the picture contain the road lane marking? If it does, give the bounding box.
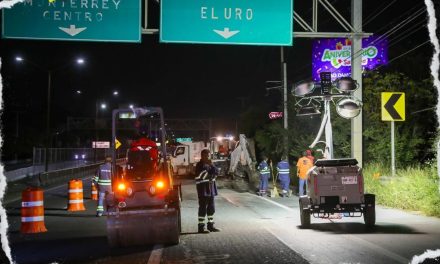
[255,194,409,264]
[147,244,163,264]
[254,195,296,212]
[341,234,409,264]
[220,193,241,207]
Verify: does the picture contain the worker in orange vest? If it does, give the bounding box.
[296,151,314,196]
[305,149,315,163]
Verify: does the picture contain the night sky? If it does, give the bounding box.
[0,0,438,157]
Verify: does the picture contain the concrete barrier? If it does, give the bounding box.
[4,161,91,183]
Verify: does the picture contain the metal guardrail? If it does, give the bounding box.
[33,147,113,166]
[38,163,102,187]
[37,158,126,187]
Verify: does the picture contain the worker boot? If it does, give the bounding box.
[198,224,209,234]
[96,211,103,217]
[207,222,221,232]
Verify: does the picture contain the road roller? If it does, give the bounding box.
[105,107,181,247]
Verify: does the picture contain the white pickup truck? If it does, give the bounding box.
[170,141,206,176]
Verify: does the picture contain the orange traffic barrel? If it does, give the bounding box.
[91,183,98,201]
[21,187,47,233]
[67,179,86,211]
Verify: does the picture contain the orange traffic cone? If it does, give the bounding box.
[91,182,98,201]
[67,179,86,211]
[21,187,47,233]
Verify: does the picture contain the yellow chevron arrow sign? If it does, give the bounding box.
[381,92,405,121]
[115,138,121,149]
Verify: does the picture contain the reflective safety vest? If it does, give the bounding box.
[258,161,270,176]
[195,164,218,184]
[96,162,112,193]
[277,160,290,176]
[195,161,218,197]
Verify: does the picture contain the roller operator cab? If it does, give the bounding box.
[106,107,181,248]
[299,158,376,228]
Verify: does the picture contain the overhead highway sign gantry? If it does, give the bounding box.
[2,0,141,42]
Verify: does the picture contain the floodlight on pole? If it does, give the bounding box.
[76,58,85,65]
[293,81,315,97]
[101,103,107,109]
[15,56,23,62]
[335,77,359,93]
[336,98,362,119]
[113,91,119,96]
[292,73,361,159]
[297,106,321,116]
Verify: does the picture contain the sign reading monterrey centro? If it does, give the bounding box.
[2,0,141,42]
[160,0,293,46]
[312,36,388,81]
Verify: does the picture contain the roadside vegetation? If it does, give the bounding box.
[363,162,440,217]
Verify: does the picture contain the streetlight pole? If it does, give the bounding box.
[94,100,98,162]
[44,70,52,172]
[16,56,85,172]
[93,92,115,163]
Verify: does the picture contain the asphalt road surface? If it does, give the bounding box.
[5,178,440,264]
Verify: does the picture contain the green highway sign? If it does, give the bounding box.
[176,138,192,143]
[2,0,141,43]
[160,0,293,46]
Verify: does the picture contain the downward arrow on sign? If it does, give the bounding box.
[59,25,87,36]
[213,28,240,39]
[384,94,402,120]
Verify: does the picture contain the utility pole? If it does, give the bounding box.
[351,0,363,167]
[281,47,288,159]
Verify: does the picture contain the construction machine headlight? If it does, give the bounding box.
[117,182,126,192]
[156,180,165,189]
